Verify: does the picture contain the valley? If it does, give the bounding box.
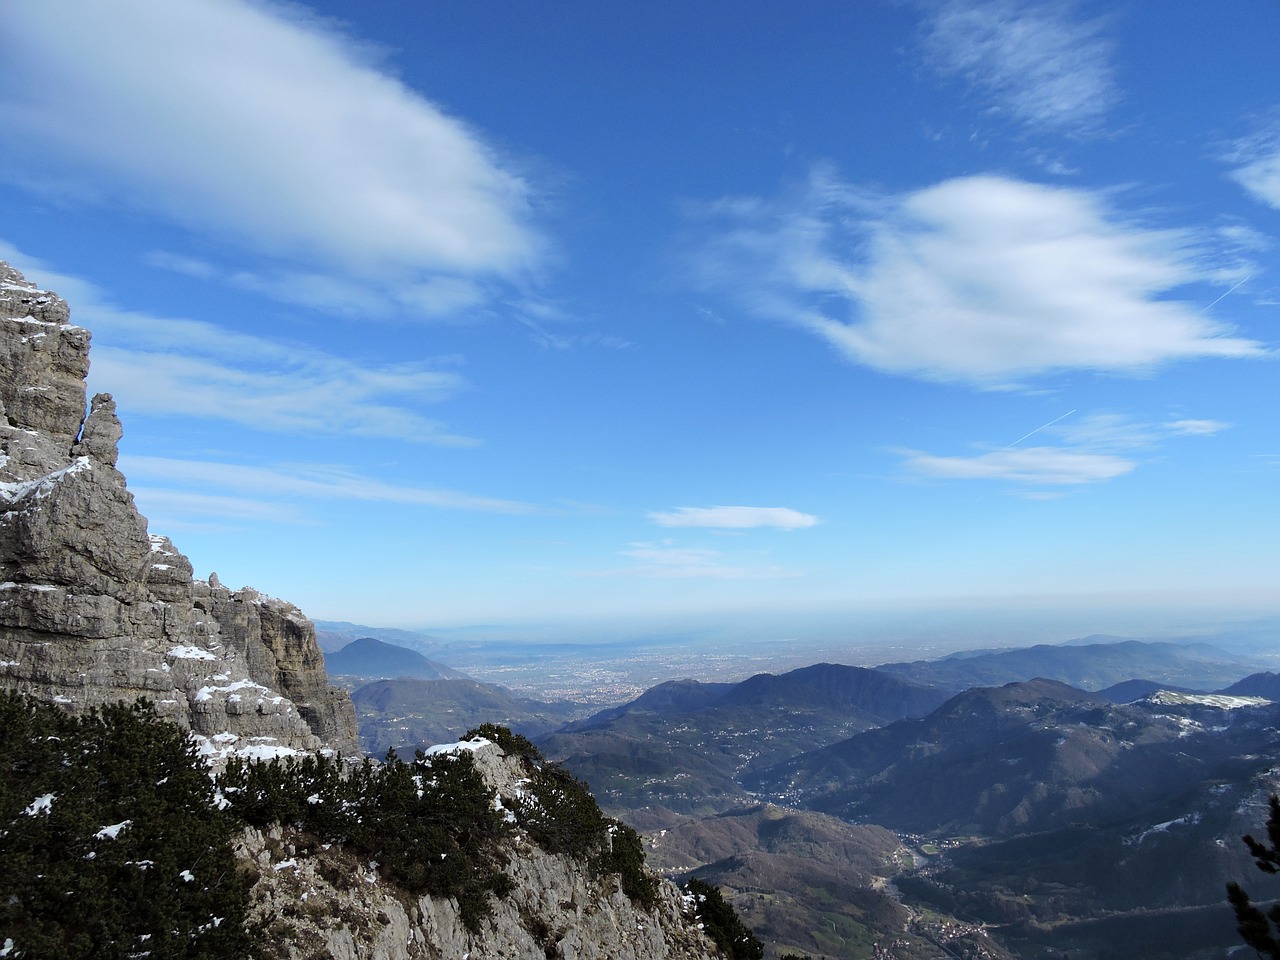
[326,627,1280,960]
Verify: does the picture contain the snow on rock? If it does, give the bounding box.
[167,645,219,661]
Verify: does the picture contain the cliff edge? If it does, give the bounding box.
[0,262,360,759]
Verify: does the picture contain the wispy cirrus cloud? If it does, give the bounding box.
[916,0,1118,135]
[609,541,792,580]
[1,0,542,318]
[694,171,1264,387]
[1227,117,1280,211]
[124,456,541,516]
[1166,418,1230,437]
[903,446,1135,485]
[901,411,1232,489]
[648,506,819,530]
[1,243,475,444]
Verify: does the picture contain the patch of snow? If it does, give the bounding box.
[23,793,55,816]
[194,678,267,702]
[96,820,132,840]
[273,859,298,872]
[167,645,217,661]
[1126,812,1202,845]
[1,937,13,957]
[178,869,195,883]
[1149,691,1270,709]
[52,695,74,705]
[0,458,92,505]
[238,741,306,762]
[423,737,492,756]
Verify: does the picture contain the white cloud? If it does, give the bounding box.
[918,0,1117,134]
[612,541,790,579]
[1228,120,1280,210]
[1,0,541,314]
[648,506,819,530]
[122,456,541,515]
[1,243,474,443]
[1166,418,1230,437]
[128,488,308,525]
[904,446,1135,484]
[901,410,1230,488]
[696,172,1265,387]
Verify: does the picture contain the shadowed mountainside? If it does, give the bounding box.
[325,636,464,681]
[352,676,584,756]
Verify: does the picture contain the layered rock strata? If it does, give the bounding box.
[0,262,359,759]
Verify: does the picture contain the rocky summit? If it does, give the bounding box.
[0,262,359,760]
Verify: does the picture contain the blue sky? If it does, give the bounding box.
[2,0,1277,641]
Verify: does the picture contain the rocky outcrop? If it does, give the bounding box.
[0,262,359,759]
[239,739,719,960]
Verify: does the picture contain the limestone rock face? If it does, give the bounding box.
[0,262,359,760]
[240,741,719,960]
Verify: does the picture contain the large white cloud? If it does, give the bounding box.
[918,0,1117,134]
[696,172,1264,386]
[1,0,541,308]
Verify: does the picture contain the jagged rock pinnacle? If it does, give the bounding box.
[0,261,360,759]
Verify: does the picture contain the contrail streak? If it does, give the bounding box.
[1200,275,1250,314]
[1008,409,1076,447]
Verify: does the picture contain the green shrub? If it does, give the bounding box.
[0,693,254,959]
[217,745,511,930]
[683,877,764,960]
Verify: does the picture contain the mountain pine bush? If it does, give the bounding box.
[0,693,254,959]
[217,746,512,929]
[682,877,764,960]
[1228,793,1280,958]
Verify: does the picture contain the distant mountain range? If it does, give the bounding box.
[313,620,446,655]
[324,636,464,681]
[876,638,1265,692]
[542,663,951,816]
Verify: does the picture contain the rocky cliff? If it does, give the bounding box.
[0,262,359,759]
[238,738,721,960]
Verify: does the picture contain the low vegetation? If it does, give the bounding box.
[682,877,764,960]
[217,745,512,929]
[0,700,678,958]
[0,692,254,959]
